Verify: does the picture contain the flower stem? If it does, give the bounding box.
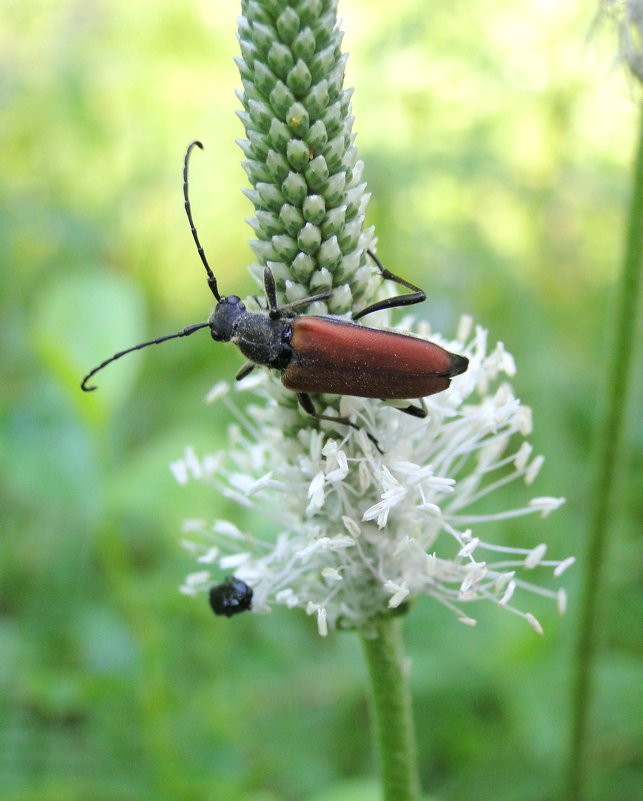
[565,101,643,800]
[360,616,421,801]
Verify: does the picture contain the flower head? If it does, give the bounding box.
[173,315,571,636]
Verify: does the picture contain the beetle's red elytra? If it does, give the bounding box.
[284,316,466,400]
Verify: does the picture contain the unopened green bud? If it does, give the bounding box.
[276,6,300,44]
[268,41,294,78]
[322,172,347,206]
[248,128,270,159]
[336,248,362,282]
[268,118,292,153]
[323,134,346,172]
[286,138,312,171]
[310,266,333,292]
[242,158,271,185]
[286,102,310,135]
[291,252,317,281]
[315,10,336,44]
[255,209,284,237]
[279,203,305,236]
[266,149,290,182]
[327,283,353,314]
[250,22,274,55]
[250,238,277,261]
[257,181,286,211]
[238,37,258,68]
[236,138,254,160]
[317,236,342,270]
[321,205,346,238]
[284,280,308,303]
[242,187,263,209]
[269,80,296,117]
[287,59,313,97]
[297,222,322,255]
[321,101,343,138]
[305,155,329,191]
[345,183,366,217]
[234,55,253,82]
[281,171,308,205]
[302,194,326,224]
[298,0,323,27]
[272,234,299,261]
[253,60,278,94]
[339,218,362,253]
[245,2,271,26]
[309,43,335,82]
[292,27,316,61]
[306,119,328,151]
[327,53,348,96]
[248,98,274,131]
[304,79,329,120]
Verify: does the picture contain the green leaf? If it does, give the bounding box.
[31,271,146,428]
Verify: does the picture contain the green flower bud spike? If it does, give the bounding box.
[235,0,375,313]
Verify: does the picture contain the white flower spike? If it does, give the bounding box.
[175,318,572,635]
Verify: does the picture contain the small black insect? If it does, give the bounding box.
[209,576,253,618]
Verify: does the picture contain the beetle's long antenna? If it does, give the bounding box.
[80,322,210,392]
[183,141,221,301]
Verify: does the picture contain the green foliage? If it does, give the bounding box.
[1,1,641,800]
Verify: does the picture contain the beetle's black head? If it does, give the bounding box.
[208,295,245,341]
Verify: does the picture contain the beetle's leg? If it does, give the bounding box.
[279,289,332,316]
[296,393,383,453]
[397,398,427,419]
[353,249,426,321]
[263,267,280,319]
[262,267,332,318]
[236,362,256,381]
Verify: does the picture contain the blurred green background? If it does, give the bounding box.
[2,0,641,800]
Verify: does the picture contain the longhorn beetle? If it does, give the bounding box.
[81,141,468,439]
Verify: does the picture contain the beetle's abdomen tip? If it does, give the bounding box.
[450,353,469,377]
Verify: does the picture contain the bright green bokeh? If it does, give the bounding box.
[2,1,641,800]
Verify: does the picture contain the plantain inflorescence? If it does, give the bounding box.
[235,0,377,316]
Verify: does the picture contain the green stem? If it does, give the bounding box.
[360,616,420,801]
[565,102,643,800]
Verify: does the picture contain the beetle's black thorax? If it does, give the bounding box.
[233,312,293,369]
[208,297,293,370]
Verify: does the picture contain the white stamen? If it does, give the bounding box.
[205,381,229,404]
[524,544,547,569]
[525,613,544,635]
